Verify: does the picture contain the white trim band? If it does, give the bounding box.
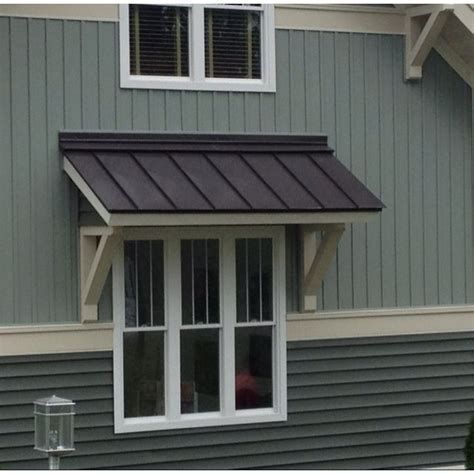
[2,305,474,356]
[0,323,113,357]
[287,305,474,341]
[0,4,406,36]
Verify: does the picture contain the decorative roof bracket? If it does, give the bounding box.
[405,4,454,81]
[80,226,123,322]
[299,223,345,312]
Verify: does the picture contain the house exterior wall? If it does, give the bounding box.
[1,333,473,469]
[0,16,472,325]
[1,9,473,471]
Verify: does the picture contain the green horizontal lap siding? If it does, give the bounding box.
[0,18,472,324]
[1,333,474,469]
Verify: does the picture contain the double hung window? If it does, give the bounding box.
[119,4,276,91]
[113,227,286,432]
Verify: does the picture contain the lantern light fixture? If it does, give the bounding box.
[34,395,75,470]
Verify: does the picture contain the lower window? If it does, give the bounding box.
[113,227,286,432]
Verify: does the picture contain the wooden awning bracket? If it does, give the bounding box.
[299,223,345,312]
[80,226,123,323]
[405,4,453,81]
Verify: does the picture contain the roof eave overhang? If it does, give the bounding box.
[64,156,380,228]
[107,210,379,227]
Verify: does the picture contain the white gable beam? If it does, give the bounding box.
[405,5,453,80]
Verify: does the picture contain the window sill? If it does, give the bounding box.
[120,75,277,93]
[114,408,286,433]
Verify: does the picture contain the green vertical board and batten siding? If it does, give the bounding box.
[0,17,472,324]
[1,334,474,469]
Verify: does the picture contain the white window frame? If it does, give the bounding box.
[113,226,286,433]
[119,4,276,92]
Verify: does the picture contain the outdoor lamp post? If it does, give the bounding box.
[34,395,75,470]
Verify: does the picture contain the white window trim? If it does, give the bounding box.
[119,4,276,92]
[113,226,286,433]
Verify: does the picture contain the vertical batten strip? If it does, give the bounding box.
[0,17,14,324]
[463,83,473,303]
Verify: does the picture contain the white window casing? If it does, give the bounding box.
[113,226,286,433]
[119,4,276,92]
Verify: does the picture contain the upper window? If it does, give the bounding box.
[119,4,276,92]
[113,227,286,432]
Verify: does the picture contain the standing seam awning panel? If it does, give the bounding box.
[204,152,287,210]
[60,133,384,214]
[95,152,175,211]
[133,152,213,211]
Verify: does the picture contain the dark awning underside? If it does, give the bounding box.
[60,132,383,216]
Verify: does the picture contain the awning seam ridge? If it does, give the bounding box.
[130,152,178,211]
[273,153,324,209]
[307,153,360,209]
[237,152,290,210]
[91,152,139,211]
[164,151,216,210]
[202,152,253,210]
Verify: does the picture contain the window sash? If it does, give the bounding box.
[113,226,286,432]
[128,5,190,77]
[204,8,262,80]
[119,4,276,92]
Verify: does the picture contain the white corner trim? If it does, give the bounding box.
[287,305,474,341]
[0,323,113,357]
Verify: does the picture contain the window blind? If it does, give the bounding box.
[205,8,261,79]
[129,5,189,77]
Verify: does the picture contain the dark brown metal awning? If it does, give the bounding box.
[60,132,383,226]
